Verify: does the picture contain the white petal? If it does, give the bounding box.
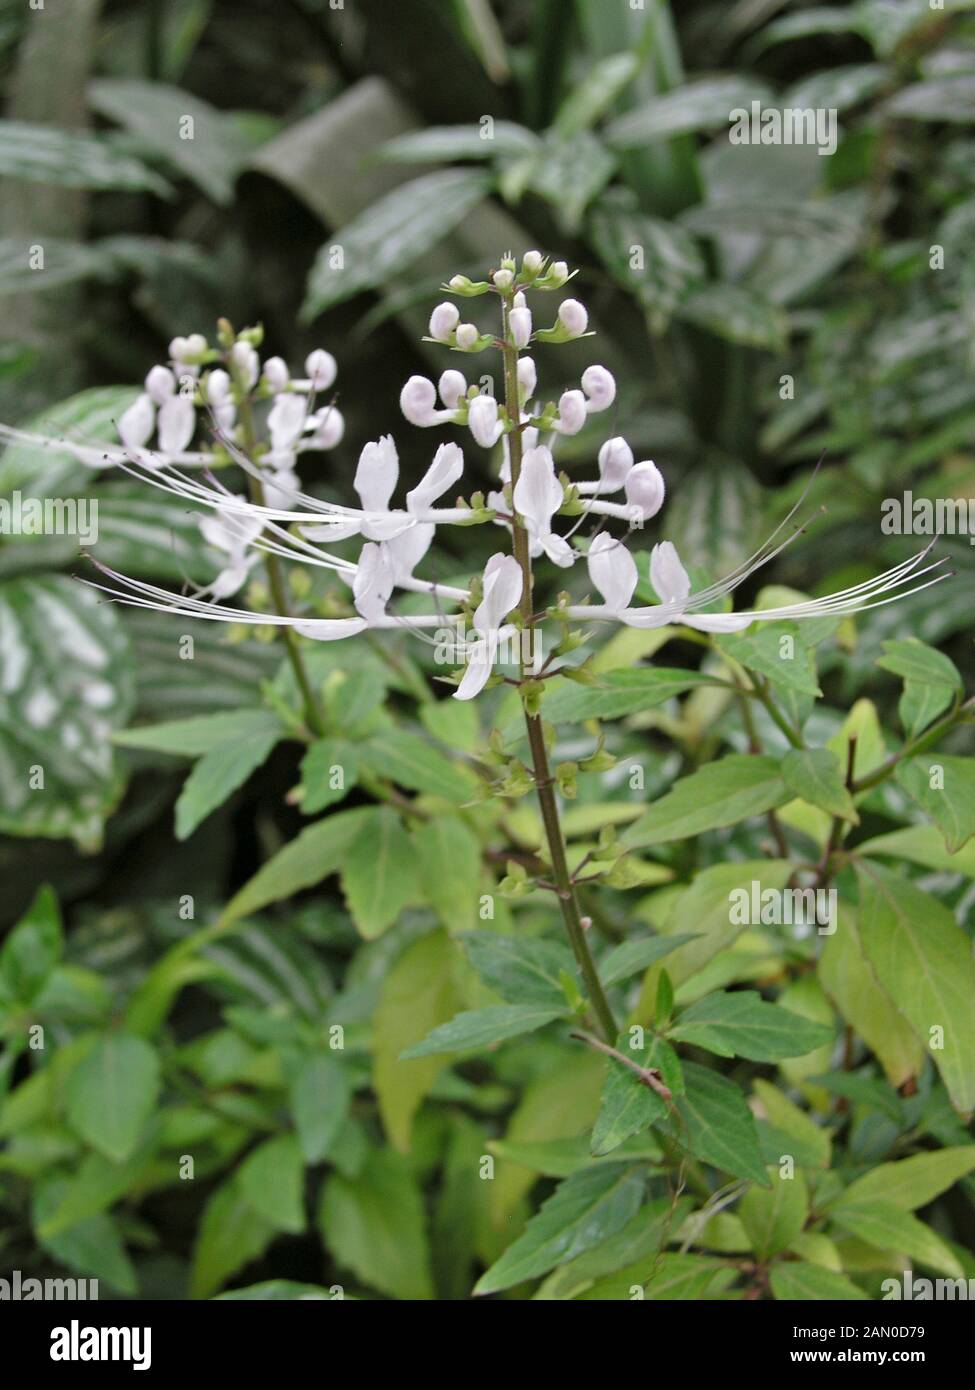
[468,394,502,448]
[407,441,464,513]
[553,389,586,436]
[598,436,633,491]
[294,617,368,641]
[145,366,176,405]
[650,541,691,606]
[454,642,493,701]
[305,349,337,391]
[400,375,439,426]
[683,612,753,632]
[267,393,307,453]
[306,404,344,450]
[587,533,638,609]
[429,302,460,342]
[354,435,399,513]
[474,553,522,633]
[118,394,155,449]
[352,542,394,623]
[625,460,665,520]
[513,446,563,536]
[517,356,537,401]
[582,365,616,413]
[382,523,434,583]
[509,306,533,348]
[157,395,195,454]
[438,369,467,409]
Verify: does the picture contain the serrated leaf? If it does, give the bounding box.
[670,991,834,1062]
[474,1164,644,1295]
[319,1148,433,1300]
[287,1051,350,1165]
[895,754,975,853]
[299,738,358,814]
[673,1062,769,1187]
[829,1200,963,1277]
[752,1080,831,1168]
[598,933,700,987]
[221,807,369,925]
[402,1003,565,1059]
[238,1133,305,1234]
[358,728,475,802]
[781,748,857,822]
[341,807,420,939]
[624,755,790,848]
[114,709,282,756]
[414,817,483,934]
[836,1146,975,1211]
[64,1034,160,1162]
[740,1167,809,1258]
[716,624,820,699]
[855,862,975,1112]
[175,729,281,840]
[462,931,575,1006]
[374,930,462,1151]
[542,667,716,723]
[877,637,962,690]
[591,1036,681,1156]
[190,1177,276,1299]
[34,1183,137,1294]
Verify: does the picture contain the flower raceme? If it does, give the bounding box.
[0,257,951,702]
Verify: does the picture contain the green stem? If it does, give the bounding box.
[499,301,618,1046]
[850,702,966,795]
[749,674,805,750]
[236,394,326,738]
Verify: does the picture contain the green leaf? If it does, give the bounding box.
[855,862,975,1112]
[358,728,474,802]
[299,738,358,814]
[114,709,281,755]
[605,76,774,144]
[216,1281,341,1301]
[752,1080,831,1169]
[0,575,135,851]
[34,1183,137,1294]
[590,199,706,325]
[319,1148,433,1300]
[414,817,483,934]
[302,169,492,318]
[624,755,790,848]
[221,807,369,925]
[877,637,962,690]
[591,1035,681,1156]
[673,1062,769,1187]
[64,1034,161,1162]
[89,79,254,205]
[856,824,975,877]
[474,1164,644,1295]
[462,931,575,1006]
[542,667,716,722]
[341,807,420,939]
[829,1200,964,1278]
[374,930,463,1151]
[288,1052,351,1165]
[238,1134,305,1234]
[781,748,857,821]
[552,52,641,136]
[670,991,834,1062]
[190,1177,277,1299]
[740,1167,809,1258]
[401,1003,565,1059]
[675,283,788,351]
[0,119,170,194]
[717,624,820,700]
[770,1261,868,1301]
[836,1147,975,1212]
[598,934,700,988]
[175,728,281,840]
[819,909,923,1091]
[0,884,62,1004]
[0,386,138,497]
[884,74,975,123]
[378,122,539,162]
[895,754,975,853]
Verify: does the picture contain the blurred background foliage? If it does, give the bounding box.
[1,0,974,1300]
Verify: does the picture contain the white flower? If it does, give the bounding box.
[118,394,155,450]
[625,461,666,520]
[305,349,337,392]
[558,299,588,337]
[513,445,574,567]
[553,389,586,436]
[455,553,523,701]
[456,323,479,350]
[406,441,464,513]
[198,501,264,600]
[429,302,460,342]
[509,304,533,348]
[493,268,514,291]
[267,393,307,461]
[581,365,615,413]
[468,393,504,448]
[262,356,289,391]
[145,365,175,405]
[158,395,195,454]
[586,533,638,611]
[400,375,457,427]
[522,250,544,276]
[517,356,537,401]
[305,404,344,450]
[438,369,467,410]
[575,437,633,495]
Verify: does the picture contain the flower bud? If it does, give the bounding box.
[492,268,514,292]
[509,305,532,349]
[597,436,634,490]
[428,301,460,342]
[555,389,586,436]
[305,349,337,391]
[517,356,537,401]
[522,250,544,277]
[231,341,259,389]
[581,365,615,413]
[158,395,196,455]
[185,333,208,357]
[549,261,569,286]
[624,460,666,520]
[145,365,175,405]
[168,336,189,362]
[262,356,289,391]
[400,375,439,426]
[206,369,232,402]
[455,323,479,350]
[468,393,502,448]
[309,404,344,450]
[558,298,588,338]
[438,369,467,410]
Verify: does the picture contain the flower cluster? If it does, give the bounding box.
[0,256,950,702]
